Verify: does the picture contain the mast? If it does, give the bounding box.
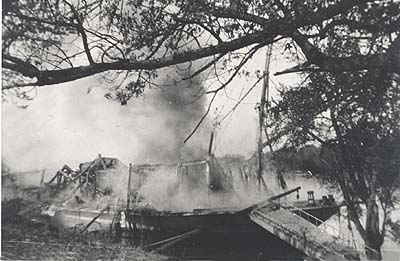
[257,44,273,191]
[259,44,287,190]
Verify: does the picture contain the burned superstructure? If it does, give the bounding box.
[177,156,234,196]
[124,155,240,241]
[44,151,357,260]
[48,154,124,195]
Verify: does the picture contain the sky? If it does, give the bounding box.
[2,46,301,172]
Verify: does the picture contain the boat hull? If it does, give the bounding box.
[126,208,307,260]
[126,208,241,237]
[52,208,115,231]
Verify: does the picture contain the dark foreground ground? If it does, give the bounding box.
[1,198,165,261]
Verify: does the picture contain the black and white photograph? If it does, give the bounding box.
[2,0,400,260]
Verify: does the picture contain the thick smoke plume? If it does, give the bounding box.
[140,66,211,162]
[2,63,211,171]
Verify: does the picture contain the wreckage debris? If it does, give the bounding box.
[48,154,122,199]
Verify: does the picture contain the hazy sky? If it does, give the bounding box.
[2,47,300,172]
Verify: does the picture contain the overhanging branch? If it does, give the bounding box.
[2,0,394,89]
[283,31,400,75]
[2,28,273,88]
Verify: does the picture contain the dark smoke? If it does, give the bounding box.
[141,65,211,163]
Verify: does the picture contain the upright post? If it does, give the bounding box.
[40,169,45,185]
[207,131,214,205]
[257,44,273,192]
[93,171,97,197]
[127,163,132,210]
[208,131,214,156]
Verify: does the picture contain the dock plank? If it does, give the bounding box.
[249,204,361,260]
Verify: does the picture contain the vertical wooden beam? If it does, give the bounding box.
[241,167,249,191]
[208,131,214,156]
[98,153,107,170]
[176,162,182,195]
[205,161,210,207]
[185,165,189,193]
[40,169,45,185]
[93,171,97,197]
[257,44,273,191]
[86,169,89,189]
[127,163,132,210]
[238,167,244,188]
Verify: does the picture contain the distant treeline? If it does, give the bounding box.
[218,144,332,178]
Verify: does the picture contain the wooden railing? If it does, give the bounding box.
[277,201,380,259]
[280,203,345,240]
[250,209,350,260]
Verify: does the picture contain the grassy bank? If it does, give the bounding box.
[1,198,166,261]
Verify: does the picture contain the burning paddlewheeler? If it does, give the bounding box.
[49,152,341,250]
[124,155,341,247]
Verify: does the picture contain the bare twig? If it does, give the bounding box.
[184,92,217,143]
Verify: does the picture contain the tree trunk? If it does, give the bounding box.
[330,109,385,260]
[365,199,384,260]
